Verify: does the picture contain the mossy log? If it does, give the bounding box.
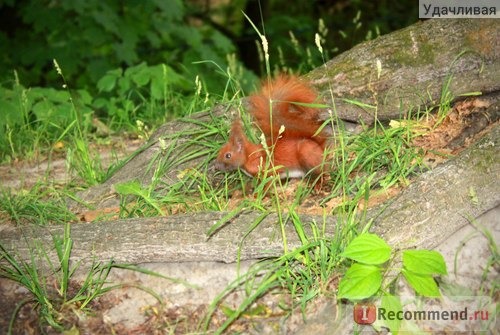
[308,18,499,124]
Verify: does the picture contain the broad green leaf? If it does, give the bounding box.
[153,0,185,19]
[151,77,165,101]
[76,89,93,105]
[32,100,53,119]
[403,250,447,275]
[402,269,441,297]
[0,99,23,125]
[30,87,70,103]
[117,76,131,94]
[380,294,402,334]
[115,40,138,65]
[92,97,110,109]
[47,89,71,103]
[150,64,176,100]
[131,68,151,87]
[342,233,391,265]
[97,74,118,92]
[338,263,382,300]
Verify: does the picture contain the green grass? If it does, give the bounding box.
[0,223,116,332]
[0,75,455,333]
[203,205,363,334]
[0,184,77,226]
[0,222,184,333]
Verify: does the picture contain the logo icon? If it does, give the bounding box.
[353,302,376,324]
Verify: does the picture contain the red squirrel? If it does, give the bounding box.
[215,75,329,179]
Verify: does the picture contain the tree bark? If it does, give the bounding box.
[308,19,499,124]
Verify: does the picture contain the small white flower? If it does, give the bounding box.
[53,59,62,76]
[315,33,323,55]
[261,35,269,62]
[376,59,382,79]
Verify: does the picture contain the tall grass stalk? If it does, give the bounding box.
[52,59,105,186]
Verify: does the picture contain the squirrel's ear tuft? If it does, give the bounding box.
[229,121,244,151]
[230,120,243,132]
[229,121,245,142]
[232,134,244,153]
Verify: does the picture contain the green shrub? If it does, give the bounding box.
[0,0,239,94]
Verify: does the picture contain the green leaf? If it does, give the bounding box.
[0,99,23,125]
[342,233,391,265]
[338,263,382,300]
[114,180,146,197]
[76,89,93,105]
[402,269,441,297]
[153,0,185,20]
[403,250,447,275]
[130,66,151,87]
[150,77,165,100]
[97,74,118,92]
[150,64,173,100]
[32,100,53,119]
[380,294,402,334]
[117,76,131,94]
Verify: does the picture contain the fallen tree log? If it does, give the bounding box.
[1,123,498,268]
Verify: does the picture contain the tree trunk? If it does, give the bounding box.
[308,19,499,124]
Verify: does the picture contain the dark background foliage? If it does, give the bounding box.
[0,0,418,93]
[0,0,419,161]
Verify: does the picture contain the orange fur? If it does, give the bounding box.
[215,75,328,179]
[250,75,328,146]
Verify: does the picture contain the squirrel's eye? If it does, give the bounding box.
[225,152,231,159]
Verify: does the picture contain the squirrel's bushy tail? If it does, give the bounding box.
[249,75,327,145]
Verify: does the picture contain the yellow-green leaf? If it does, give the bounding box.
[338,263,382,300]
[342,233,392,265]
[403,250,447,275]
[402,269,441,297]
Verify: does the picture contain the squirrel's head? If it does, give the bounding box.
[215,142,243,171]
[214,121,246,172]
